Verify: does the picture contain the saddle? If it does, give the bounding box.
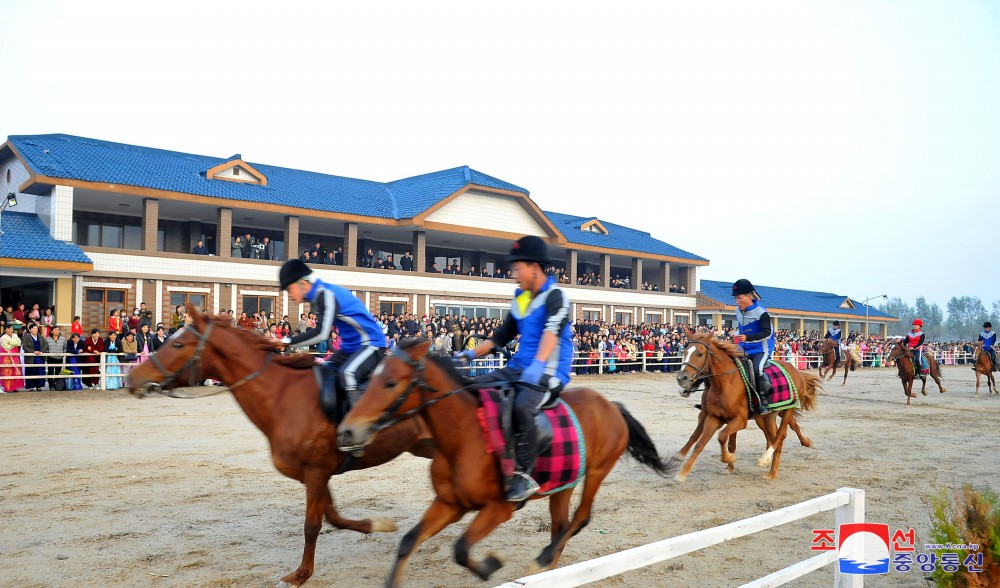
[477,386,585,498]
[734,357,799,415]
[314,365,369,424]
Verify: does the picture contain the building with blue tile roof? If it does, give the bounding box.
[1,133,708,331]
[697,279,897,337]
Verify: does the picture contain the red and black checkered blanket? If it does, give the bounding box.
[476,389,585,496]
[736,361,799,414]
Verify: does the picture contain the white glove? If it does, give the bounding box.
[280,337,292,345]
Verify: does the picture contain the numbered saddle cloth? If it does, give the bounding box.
[476,389,586,496]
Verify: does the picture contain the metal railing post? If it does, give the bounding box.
[99,353,107,390]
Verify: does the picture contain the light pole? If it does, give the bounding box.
[0,192,18,238]
[862,294,888,337]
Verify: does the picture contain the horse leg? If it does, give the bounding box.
[531,462,614,573]
[718,417,747,473]
[278,471,329,588]
[841,361,849,386]
[386,498,465,588]
[673,408,707,462]
[765,412,793,480]
[453,501,515,581]
[789,414,811,448]
[919,375,928,396]
[675,414,723,482]
[324,483,396,533]
[976,371,981,398]
[756,413,778,468]
[903,378,913,405]
[932,365,946,394]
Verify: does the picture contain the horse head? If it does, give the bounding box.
[887,338,910,361]
[126,304,223,396]
[338,339,445,453]
[676,327,714,396]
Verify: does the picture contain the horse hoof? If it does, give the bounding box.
[762,473,777,480]
[370,517,397,533]
[673,473,688,483]
[727,464,735,473]
[802,439,813,448]
[756,458,771,468]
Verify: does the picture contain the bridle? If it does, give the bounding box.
[142,321,273,398]
[367,346,478,433]
[677,338,741,391]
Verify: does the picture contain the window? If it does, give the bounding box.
[644,313,662,324]
[83,288,128,331]
[583,310,602,321]
[380,302,406,316]
[123,225,143,250]
[233,167,241,176]
[433,305,508,320]
[171,292,207,311]
[614,311,632,325]
[242,295,275,316]
[675,315,689,325]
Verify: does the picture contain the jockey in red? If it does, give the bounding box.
[906,319,928,375]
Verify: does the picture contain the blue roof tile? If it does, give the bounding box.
[9,134,528,220]
[699,280,895,319]
[544,211,707,262]
[0,211,92,264]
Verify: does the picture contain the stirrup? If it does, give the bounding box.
[505,472,539,502]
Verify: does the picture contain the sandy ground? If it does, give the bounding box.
[1,366,997,588]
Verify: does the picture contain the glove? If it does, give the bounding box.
[453,350,476,364]
[519,359,546,386]
[280,337,292,345]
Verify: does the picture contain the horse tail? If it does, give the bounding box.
[797,372,821,413]
[613,402,678,478]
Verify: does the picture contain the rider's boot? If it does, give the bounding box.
[319,373,339,422]
[754,374,772,415]
[506,405,540,502]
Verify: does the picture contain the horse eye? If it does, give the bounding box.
[385,380,398,389]
[172,342,184,348]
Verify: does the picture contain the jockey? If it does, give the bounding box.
[278,259,386,420]
[456,235,573,502]
[978,322,998,372]
[825,321,843,365]
[731,279,775,415]
[905,319,928,375]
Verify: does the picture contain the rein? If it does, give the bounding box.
[678,339,741,390]
[143,321,274,399]
[369,347,478,432]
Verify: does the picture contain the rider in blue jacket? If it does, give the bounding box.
[457,236,573,501]
[731,279,775,415]
[978,321,997,372]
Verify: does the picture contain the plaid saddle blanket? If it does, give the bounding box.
[736,360,799,414]
[476,389,586,496]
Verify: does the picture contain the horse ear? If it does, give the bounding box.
[684,326,694,338]
[408,340,434,360]
[185,303,204,327]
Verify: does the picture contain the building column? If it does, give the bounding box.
[798,318,805,336]
[54,277,73,327]
[600,254,611,288]
[412,230,426,273]
[343,222,358,267]
[713,312,722,331]
[821,319,828,336]
[685,266,696,294]
[631,258,642,290]
[565,249,578,285]
[217,207,232,258]
[880,323,888,338]
[658,261,670,292]
[284,215,299,263]
[142,198,159,252]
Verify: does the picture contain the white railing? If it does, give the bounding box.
[493,487,865,588]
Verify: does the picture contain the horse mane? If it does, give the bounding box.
[707,335,745,359]
[398,337,472,387]
[205,316,316,369]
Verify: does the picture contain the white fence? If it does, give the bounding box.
[494,487,866,588]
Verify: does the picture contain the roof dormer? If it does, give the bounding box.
[206,154,267,186]
[580,219,608,235]
[839,298,856,310]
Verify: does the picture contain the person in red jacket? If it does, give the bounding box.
[905,319,928,375]
[83,328,105,389]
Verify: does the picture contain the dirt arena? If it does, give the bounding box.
[1,366,997,588]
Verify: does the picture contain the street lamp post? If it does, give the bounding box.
[862,294,888,337]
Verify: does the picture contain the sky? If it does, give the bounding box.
[3,0,998,311]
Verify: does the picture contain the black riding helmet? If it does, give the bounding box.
[731,279,760,299]
[279,259,312,290]
[506,235,551,266]
[986,322,993,329]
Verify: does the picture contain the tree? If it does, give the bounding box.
[880,297,914,337]
[945,296,989,339]
[915,297,944,341]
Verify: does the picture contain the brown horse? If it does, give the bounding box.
[126,307,436,587]
[818,338,856,385]
[972,341,997,398]
[675,384,813,477]
[886,340,946,405]
[672,329,819,481]
[336,339,676,587]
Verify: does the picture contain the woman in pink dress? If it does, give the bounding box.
[1,324,25,392]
